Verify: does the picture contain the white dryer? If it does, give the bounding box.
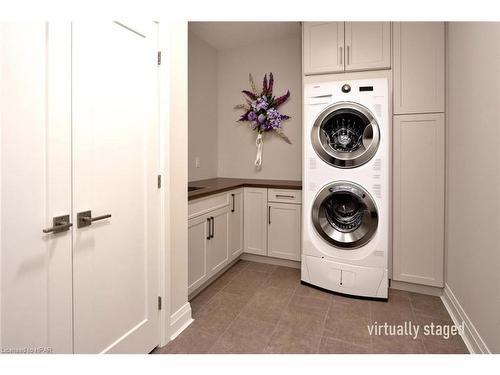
[301,77,390,299]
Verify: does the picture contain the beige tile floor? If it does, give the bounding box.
[153,260,468,354]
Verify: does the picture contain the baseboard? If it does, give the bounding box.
[390,280,443,296]
[240,253,301,269]
[169,302,193,341]
[441,283,491,354]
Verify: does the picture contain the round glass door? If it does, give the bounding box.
[312,181,378,249]
[311,102,380,168]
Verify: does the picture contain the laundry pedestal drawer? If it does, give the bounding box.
[302,255,388,299]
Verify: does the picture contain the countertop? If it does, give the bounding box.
[188,177,302,201]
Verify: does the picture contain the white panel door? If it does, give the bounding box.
[303,22,344,75]
[71,22,160,354]
[0,23,73,354]
[228,189,244,261]
[188,214,209,294]
[243,188,268,256]
[344,22,391,71]
[393,114,444,287]
[268,203,301,261]
[393,22,445,114]
[207,207,229,277]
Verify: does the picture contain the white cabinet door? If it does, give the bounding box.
[268,203,301,261]
[393,22,445,114]
[345,22,391,71]
[228,189,244,261]
[243,188,268,256]
[393,114,445,287]
[303,22,344,75]
[207,206,230,277]
[0,23,73,353]
[188,214,210,294]
[71,22,160,354]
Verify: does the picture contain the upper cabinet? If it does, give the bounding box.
[393,22,445,114]
[344,22,391,71]
[303,22,344,75]
[303,22,391,75]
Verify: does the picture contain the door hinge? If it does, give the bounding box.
[157,174,161,188]
[157,51,161,66]
[158,296,162,310]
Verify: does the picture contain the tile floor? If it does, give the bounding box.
[153,260,468,354]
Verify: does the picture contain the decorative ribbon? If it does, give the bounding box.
[254,133,263,168]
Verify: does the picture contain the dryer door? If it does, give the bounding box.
[311,102,380,168]
[312,181,378,249]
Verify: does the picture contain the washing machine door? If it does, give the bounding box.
[312,181,378,249]
[311,102,380,168]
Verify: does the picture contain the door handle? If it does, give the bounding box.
[206,218,211,240]
[210,217,214,238]
[339,46,343,65]
[77,210,112,228]
[42,214,73,234]
[268,206,271,225]
[347,45,350,65]
[231,193,235,212]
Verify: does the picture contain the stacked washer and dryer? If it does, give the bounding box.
[301,77,390,300]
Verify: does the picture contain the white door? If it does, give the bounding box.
[188,214,210,294]
[0,23,73,354]
[228,189,244,261]
[393,22,445,114]
[268,203,301,261]
[393,114,445,287]
[71,22,160,353]
[243,188,268,256]
[303,22,344,75]
[206,207,229,277]
[344,22,391,71]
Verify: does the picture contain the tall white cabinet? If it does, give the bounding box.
[392,114,445,287]
[392,22,446,287]
[393,22,445,114]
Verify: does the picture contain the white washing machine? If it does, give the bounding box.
[301,77,390,299]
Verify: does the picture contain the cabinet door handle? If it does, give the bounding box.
[347,45,350,65]
[206,218,211,240]
[339,46,343,65]
[275,194,294,199]
[268,206,271,225]
[231,193,235,212]
[210,217,214,238]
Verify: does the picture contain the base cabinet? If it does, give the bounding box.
[188,192,231,295]
[243,188,268,256]
[187,214,210,294]
[268,202,301,261]
[206,207,229,277]
[228,189,244,261]
[392,113,445,287]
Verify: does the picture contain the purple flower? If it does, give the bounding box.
[257,114,266,124]
[252,97,268,112]
[248,111,257,121]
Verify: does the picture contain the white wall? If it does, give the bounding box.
[446,22,500,353]
[216,35,302,180]
[188,32,218,182]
